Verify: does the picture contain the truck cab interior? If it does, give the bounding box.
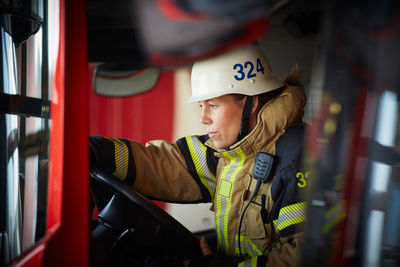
[1,0,400,266]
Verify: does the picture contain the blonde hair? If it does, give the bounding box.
[283,65,305,89]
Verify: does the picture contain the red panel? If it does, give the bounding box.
[59,0,90,264]
[46,0,65,234]
[41,0,90,266]
[88,69,175,144]
[88,68,175,210]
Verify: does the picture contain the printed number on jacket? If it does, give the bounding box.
[233,58,264,81]
[296,171,310,188]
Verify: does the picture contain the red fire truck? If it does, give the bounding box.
[1,0,399,266]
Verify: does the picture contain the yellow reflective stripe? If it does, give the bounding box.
[323,200,346,234]
[106,138,128,181]
[238,256,258,267]
[215,166,228,252]
[235,235,263,257]
[277,216,306,231]
[276,202,306,231]
[280,202,306,215]
[216,148,246,254]
[185,136,216,200]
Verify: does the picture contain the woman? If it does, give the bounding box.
[90,44,307,266]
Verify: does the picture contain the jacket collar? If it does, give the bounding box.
[206,85,306,157]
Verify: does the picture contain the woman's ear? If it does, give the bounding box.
[251,96,259,115]
[248,96,260,131]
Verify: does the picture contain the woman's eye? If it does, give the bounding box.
[210,105,217,109]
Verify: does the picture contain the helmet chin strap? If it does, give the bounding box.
[236,96,253,143]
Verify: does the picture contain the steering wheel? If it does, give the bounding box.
[90,169,203,266]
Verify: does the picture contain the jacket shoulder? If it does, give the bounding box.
[274,125,305,169]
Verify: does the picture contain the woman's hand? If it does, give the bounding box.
[184,236,213,267]
[199,236,213,256]
[185,235,241,267]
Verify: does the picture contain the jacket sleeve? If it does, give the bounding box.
[260,125,306,267]
[263,164,305,267]
[89,135,217,203]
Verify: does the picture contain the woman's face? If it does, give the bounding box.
[199,95,245,149]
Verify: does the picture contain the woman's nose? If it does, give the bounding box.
[200,110,211,125]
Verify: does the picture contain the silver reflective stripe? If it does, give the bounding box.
[239,257,258,267]
[276,202,306,231]
[235,240,261,257]
[278,208,304,225]
[190,136,216,192]
[216,148,246,253]
[235,235,263,257]
[185,136,216,199]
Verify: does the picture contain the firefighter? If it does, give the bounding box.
[90,44,307,266]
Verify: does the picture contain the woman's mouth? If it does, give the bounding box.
[208,132,217,138]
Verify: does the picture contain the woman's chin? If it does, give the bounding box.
[212,140,230,150]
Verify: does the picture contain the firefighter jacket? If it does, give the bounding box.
[90,84,307,267]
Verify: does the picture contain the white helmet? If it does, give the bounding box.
[188,44,284,102]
